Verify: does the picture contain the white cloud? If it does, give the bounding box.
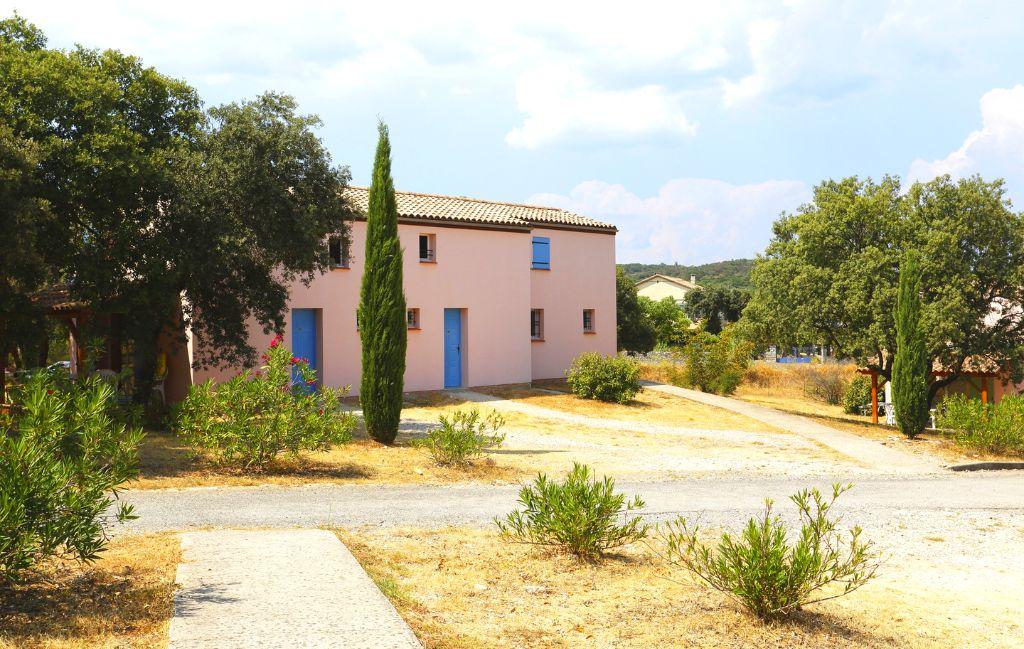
[908,85,1024,190]
[9,0,1024,152]
[505,67,697,149]
[529,178,809,264]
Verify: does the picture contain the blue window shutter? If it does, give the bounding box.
[532,237,550,269]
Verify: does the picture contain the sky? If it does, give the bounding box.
[5,0,1024,264]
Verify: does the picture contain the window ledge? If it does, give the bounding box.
[531,267,551,271]
[407,326,421,331]
[419,259,437,264]
[330,264,350,270]
[531,337,545,342]
[583,331,596,335]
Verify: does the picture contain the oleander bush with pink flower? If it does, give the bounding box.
[173,336,356,470]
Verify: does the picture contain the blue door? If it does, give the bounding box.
[292,309,318,390]
[443,308,462,388]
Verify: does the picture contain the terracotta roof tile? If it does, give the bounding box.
[341,186,616,232]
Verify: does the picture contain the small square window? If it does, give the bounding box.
[583,309,595,333]
[419,234,436,262]
[328,235,349,268]
[407,308,420,329]
[530,309,544,340]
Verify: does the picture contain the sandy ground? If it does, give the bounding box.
[341,508,1024,648]
[0,534,179,649]
[133,387,873,489]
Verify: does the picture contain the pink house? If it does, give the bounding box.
[166,187,617,398]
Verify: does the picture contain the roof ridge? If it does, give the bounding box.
[345,185,572,214]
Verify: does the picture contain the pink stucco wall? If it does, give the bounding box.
[529,228,618,380]
[188,219,615,397]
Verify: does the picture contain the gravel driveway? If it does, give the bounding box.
[120,472,1024,534]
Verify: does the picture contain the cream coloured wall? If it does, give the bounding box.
[637,278,690,304]
[529,228,617,380]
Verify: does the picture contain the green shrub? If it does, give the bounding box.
[174,335,356,469]
[843,374,873,414]
[680,325,753,395]
[663,483,879,620]
[1,372,142,585]
[935,394,1024,456]
[496,463,649,559]
[802,365,847,405]
[565,353,642,404]
[414,408,505,466]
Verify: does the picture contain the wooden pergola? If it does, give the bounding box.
[856,367,1000,424]
[1,286,123,403]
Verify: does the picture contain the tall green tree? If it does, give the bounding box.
[616,268,656,353]
[0,16,349,399]
[0,123,52,399]
[684,286,750,334]
[745,174,1024,406]
[892,251,929,437]
[359,122,406,444]
[640,296,691,347]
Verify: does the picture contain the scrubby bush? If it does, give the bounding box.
[935,394,1024,456]
[174,335,356,469]
[742,362,780,389]
[565,353,642,404]
[681,326,753,395]
[1,372,142,585]
[802,365,847,405]
[663,483,879,620]
[843,374,873,414]
[496,463,649,559]
[415,408,505,466]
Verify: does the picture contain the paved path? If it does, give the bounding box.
[170,529,421,649]
[642,382,938,473]
[122,473,1024,535]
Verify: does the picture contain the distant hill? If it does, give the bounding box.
[619,259,755,291]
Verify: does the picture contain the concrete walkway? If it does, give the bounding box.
[169,529,421,649]
[642,382,938,474]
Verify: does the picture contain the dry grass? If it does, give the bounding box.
[735,362,1020,464]
[0,534,179,649]
[132,429,521,490]
[339,526,1002,649]
[133,384,857,488]
[474,382,782,433]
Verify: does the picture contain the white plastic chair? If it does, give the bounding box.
[883,402,896,426]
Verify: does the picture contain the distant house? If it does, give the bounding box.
[165,187,618,399]
[635,274,700,306]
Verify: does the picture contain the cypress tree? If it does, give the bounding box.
[893,250,929,438]
[359,122,406,444]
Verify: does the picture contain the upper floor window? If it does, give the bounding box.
[531,236,550,270]
[530,309,544,340]
[407,308,421,329]
[328,235,349,268]
[583,309,595,333]
[419,234,436,262]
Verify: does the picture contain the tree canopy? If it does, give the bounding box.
[0,15,349,395]
[745,174,1024,404]
[616,269,656,353]
[684,287,749,335]
[640,296,691,347]
[619,259,754,290]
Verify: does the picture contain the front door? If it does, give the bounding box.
[443,308,462,388]
[291,308,318,390]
